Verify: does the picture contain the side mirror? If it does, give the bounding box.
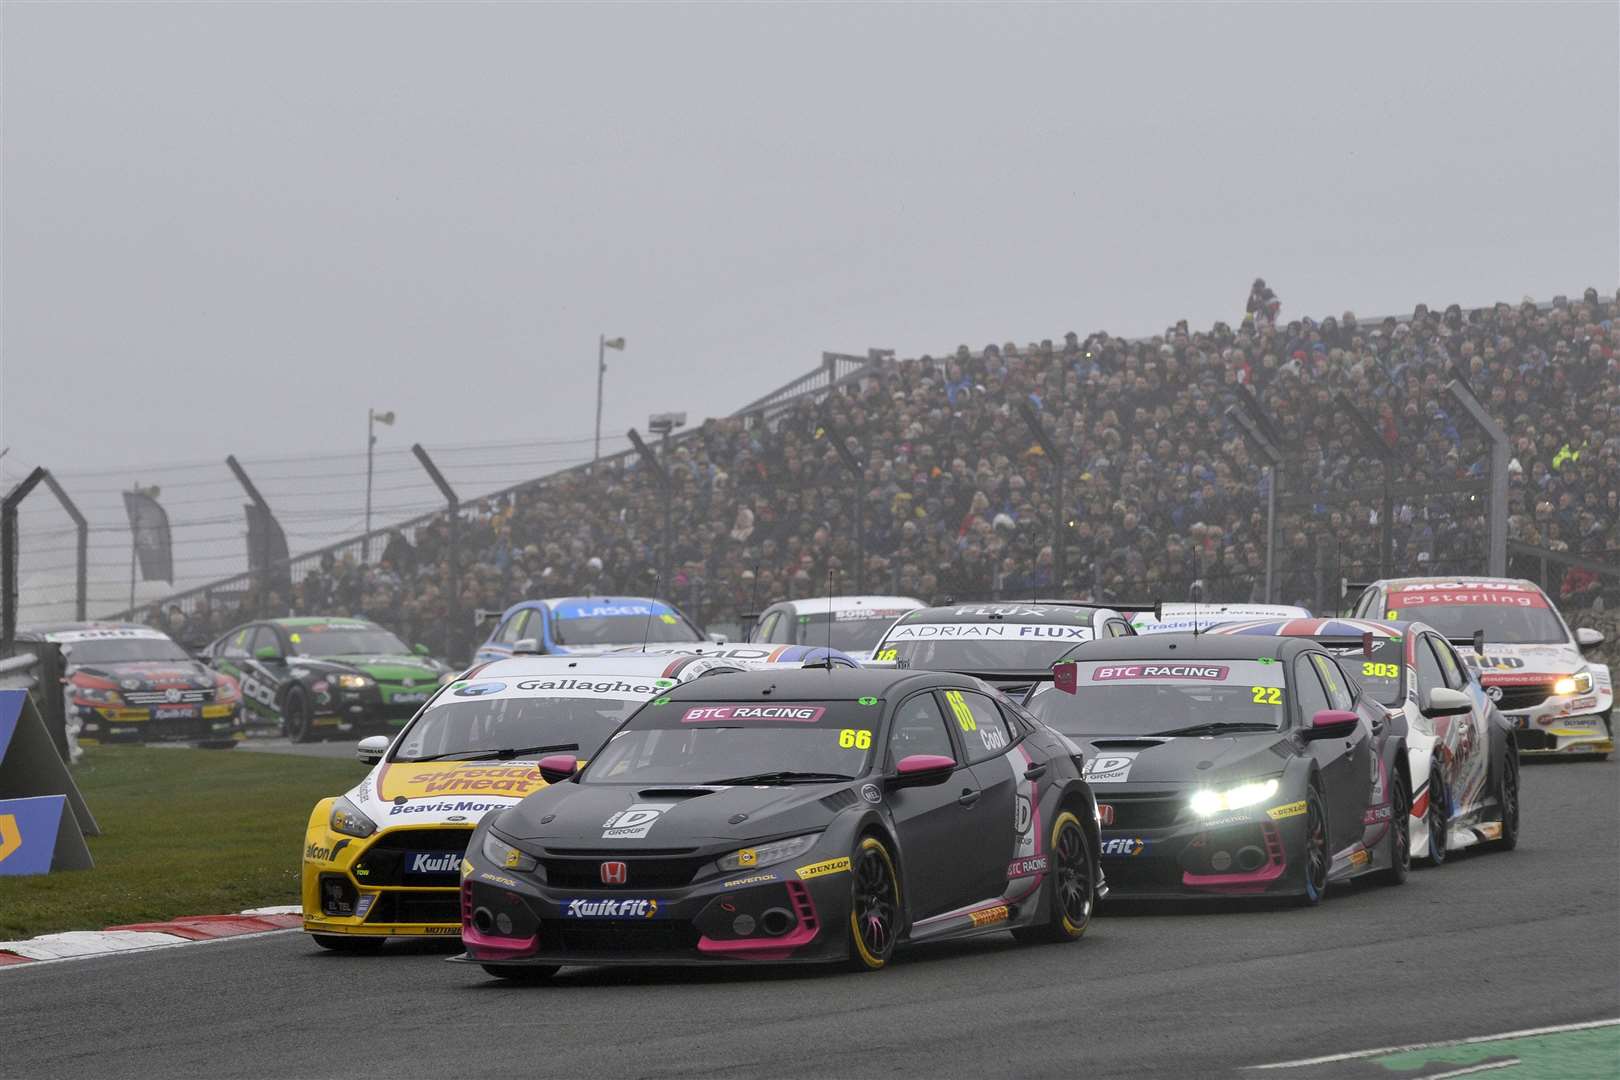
[1304,709,1360,740]
[254,644,283,662]
[537,754,578,784]
[512,637,542,656]
[890,754,956,787]
[356,735,389,765]
[1422,687,1474,718]
[413,643,430,656]
[1575,627,1605,652]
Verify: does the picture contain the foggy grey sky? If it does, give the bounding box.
[2,1,1617,617]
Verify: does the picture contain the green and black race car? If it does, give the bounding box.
[203,617,453,742]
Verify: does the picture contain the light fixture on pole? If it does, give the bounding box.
[365,409,396,562]
[595,335,626,463]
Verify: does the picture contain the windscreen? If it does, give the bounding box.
[791,611,909,652]
[1384,585,1565,644]
[54,633,191,664]
[553,603,702,646]
[290,624,410,657]
[875,621,1093,672]
[1325,640,1405,707]
[1028,659,1288,736]
[391,675,674,762]
[581,698,880,784]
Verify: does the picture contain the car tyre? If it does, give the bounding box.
[1493,745,1519,851]
[1012,809,1094,945]
[846,835,900,972]
[1296,782,1329,907]
[1424,767,1448,867]
[481,964,560,983]
[1377,769,1410,886]
[311,933,384,954]
[284,685,315,743]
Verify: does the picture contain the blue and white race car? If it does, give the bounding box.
[474,597,711,662]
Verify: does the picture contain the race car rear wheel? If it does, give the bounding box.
[481,964,559,983]
[846,835,900,971]
[310,933,384,954]
[1376,770,1410,886]
[1011,810,1093,944]
[1297,783,1329,907]
[284,686,315,744]
[1493,746,1519,851]
[1424,768,1448,867]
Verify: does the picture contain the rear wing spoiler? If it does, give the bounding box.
[474,608,504,624]
[1340,579,1375,601]
[1031,599,1164,620]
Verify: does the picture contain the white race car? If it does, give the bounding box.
[1130,603,1312,635]
[1209,617,1520,863]
[298,650,824,950]
[748,595,925,660]
[1348,577,1612,758]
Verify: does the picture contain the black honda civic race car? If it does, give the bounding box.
[455,668,1103,980]
[1024,636,1411,904]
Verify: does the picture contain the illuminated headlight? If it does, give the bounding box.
[481,831,538,873]
[329,796,377,838]
[1553,671,1593,696]
[715,833,820,873]
[335,674,373,690]
[1189,778,1280,817]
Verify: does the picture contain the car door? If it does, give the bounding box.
[1296,653,1369,847]
[941,688,1021,902]
[883,690,983,919]
[1425,633,1488,811]
[229,625,277,722]
[1312,652,1379,833]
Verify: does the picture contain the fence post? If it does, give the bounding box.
[626,429,672,591]
[1224,405,1283,603]
[1332,392,1397,578]
[40,473,88,620]
[1015,401,1066,592]
[411,444,462,663]
[2,468,48,651]
[1444,378,1510,577]
[815,409,867,596]
[226,455,286,618]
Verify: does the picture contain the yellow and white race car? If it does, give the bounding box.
[300,651,778,951]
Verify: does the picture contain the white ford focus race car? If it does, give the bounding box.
[1349,577,1612,758]
[1209,617,1520,863]
[298,650,828,950]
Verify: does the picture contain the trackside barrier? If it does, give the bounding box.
[0,688,98,875]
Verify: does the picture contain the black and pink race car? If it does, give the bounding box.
[1026,635,1411,904]
[454,667,1104,980]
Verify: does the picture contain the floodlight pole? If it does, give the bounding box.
[411,444,463,661]
[1226,405,1282,603]
[2,467,47,651]
[1445,379,1510,576]
[41,472,88,620]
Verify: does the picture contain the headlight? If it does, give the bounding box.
[1189,778,1280,817]
[715,833,820,873]
[1553,671,1593,696]
[329,796,377,838]
[70,676,123,706]
[482,831,538,873]
[335,674,373,690]
[437,671,458,686]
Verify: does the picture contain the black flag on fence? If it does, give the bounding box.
[121,490,173,583]
[244,503,292,601]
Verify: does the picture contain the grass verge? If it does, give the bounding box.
[0,745,366,940]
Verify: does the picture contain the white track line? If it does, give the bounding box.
[1248,1017,1620,1069]
[0,927,299,972]
[1420,1061,1521,1080]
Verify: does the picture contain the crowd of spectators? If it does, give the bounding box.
[154,283,1620,666]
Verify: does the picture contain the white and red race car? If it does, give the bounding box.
[1348,577,1612,758]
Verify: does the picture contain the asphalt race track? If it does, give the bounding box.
[4,759,1616,1080]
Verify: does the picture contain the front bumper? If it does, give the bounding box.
[451,853,851,968]
[301,823,474,937]
[77,702,239,744]
[1094,797,1304,901]
[1504,690,1613,756]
